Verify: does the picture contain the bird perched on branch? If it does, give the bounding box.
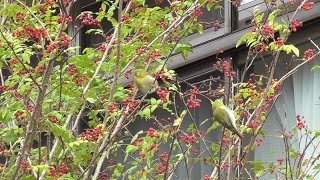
[211,98,244,139]
[133,69,158,94]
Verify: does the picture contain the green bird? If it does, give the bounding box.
[211,99,244,139]
[133,69,158,94]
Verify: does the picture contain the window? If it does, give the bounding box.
[236,33,320,179]
[79,0,226,52]
[241,0,255,5]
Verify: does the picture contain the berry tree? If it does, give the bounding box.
[0,0,319,179]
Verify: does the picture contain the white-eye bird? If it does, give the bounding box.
[211,99,244,139]
[133,69,158,94]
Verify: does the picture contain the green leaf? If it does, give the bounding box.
[150,105,157,113]
[175,43,193,60]
[130,130,143,144]
[207,2,215,11]
[197,24,203,34]
[124,145,138,161]
[173,110,187,126]
[114,163,124,177]
[140,107,151,119]
[150,98,157,105]
[200,119,209,126]
[311,65,320,71]
[313,164,320,170]
[290,45,299,57]
[22,53,31,64]
[268,9,281,25]
[173,117,182,126]
[86,97,96,104]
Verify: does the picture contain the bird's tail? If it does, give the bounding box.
[232,128,244,139]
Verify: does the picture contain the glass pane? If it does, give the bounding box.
[245,38,320,179]
[80,1,226,51]
[241,0,255,5]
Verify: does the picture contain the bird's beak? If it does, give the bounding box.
[219,96,224,101]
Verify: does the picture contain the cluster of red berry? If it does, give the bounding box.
[75,76,89,86]
[221,134,231,150]
[275,37,284,46]
[213,60,236,78]
[149,50,161,60]
[212,20,222,31]
[48,115,58,123]
[15,110,25,121]
[98,173,109,180]
[148,143,158,152]
[255,138,263,146]
[123,99,140,113]
[157,161,166,174]
[187,87,201,109]
[159,21,167,29]
[155,71,168,81]
[21,25,49,41]
[133,137,144,147]
[146,128,160,138]
[36,65,45,76]
[97,44,107,53]
[0,86,6,92]
[303,49,316,61]
[157,88,169,103]
[9,59,18,69]
[68,64,77,75]
[302,1,314,11]
[108,103,119,114]
[180,132,198,145]
[220,162,230,171]
[49,163,69,177]
[192,8,203,18]
[290,19,303,32]
[46,41,59,53]
[0,143,9,156]
[248,119,261,129]
[37,0,56,14]
[82,125,104,141]
[25,102,34,113]
[57,14,73,24]
[277,158,284,165]
[80,11,100,26]
[121,15,130,24]
[271,79,282,93]
[15,12,25,22]
[296,115,306,130]
[21,160,29,170]
[136,47,145,56]
[60,33,71,47]
[262,25,274,37]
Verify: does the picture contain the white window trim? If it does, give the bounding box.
[169,1,320,69]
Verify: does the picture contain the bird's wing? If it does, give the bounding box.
[221,106,243,133]
[215,106,244,138]
[140,76,156,93]
[214,108,231,128]
[220,106,236,125]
